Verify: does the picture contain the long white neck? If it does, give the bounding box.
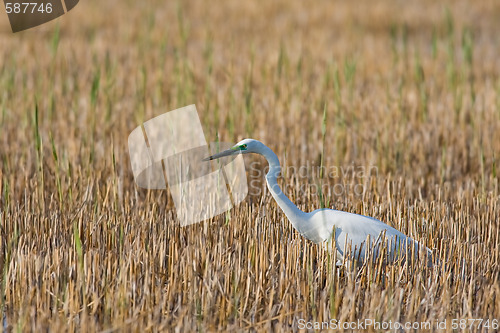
[254,142,332,244]
[258,145,303,221]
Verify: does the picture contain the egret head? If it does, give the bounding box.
[203,138,264,161]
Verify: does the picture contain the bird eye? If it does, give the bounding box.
[241,144,247,149]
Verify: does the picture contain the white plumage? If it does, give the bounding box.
[205,138,432,265]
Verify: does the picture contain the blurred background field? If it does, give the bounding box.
[0,0,499,331]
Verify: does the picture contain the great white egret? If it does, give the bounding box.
[204,138,432,265]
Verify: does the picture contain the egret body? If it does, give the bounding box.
[205,139,431,264]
